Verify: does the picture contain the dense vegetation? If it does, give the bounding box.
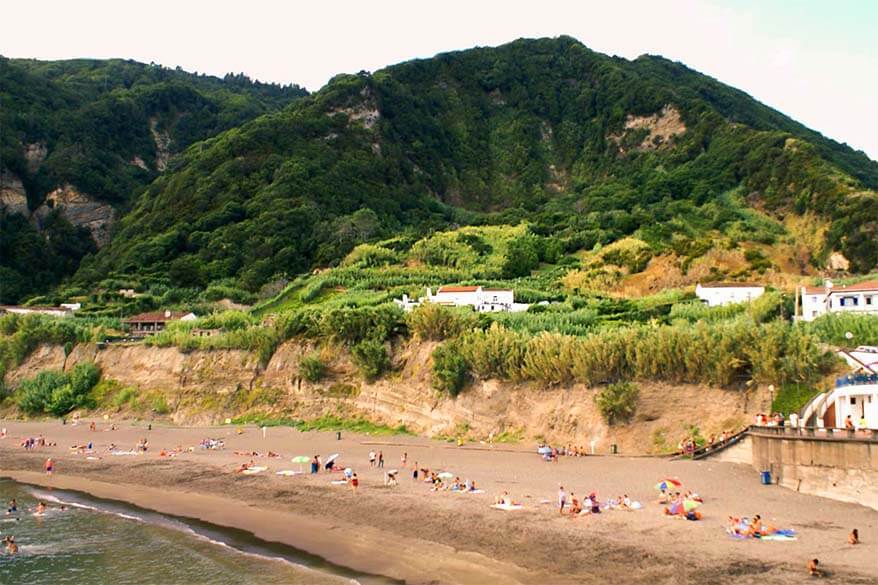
[1,56,306,302]
[76,36,877,300]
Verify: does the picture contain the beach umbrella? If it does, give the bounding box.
[654,478,682,491]
[683,500,701,513]
[326,453,339,464]
[291,455,310,473]
[437,471,454,480]
[537,446,552,455]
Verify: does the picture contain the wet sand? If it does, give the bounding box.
[1,420,876,584]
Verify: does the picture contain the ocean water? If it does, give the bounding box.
[0,478,394,585]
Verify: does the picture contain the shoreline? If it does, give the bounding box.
[2,420,877,584]
[2,469,531,585]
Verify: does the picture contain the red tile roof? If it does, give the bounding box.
[125,311,190,323]
[436,286,480,293]
[698,282,764,288]
[482,288,513,292]
[828,281,878,294]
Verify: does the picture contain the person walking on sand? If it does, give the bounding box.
[377,451,384,468]
[558,486,567,515]
[45,458,54,476]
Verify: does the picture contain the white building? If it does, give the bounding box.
[695,282,765,307]
[394,286,529,313]
[0,304,79,317]
[798,280,878,322]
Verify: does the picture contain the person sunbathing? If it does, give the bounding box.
[569,494,582,516]
[621,495,632,510]
[235,460,254,473]
[747,515,763,538]
[848,529,859,545]
[495,491,516,506]
[657,489,670,504]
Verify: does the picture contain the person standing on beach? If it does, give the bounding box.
[351,473,359,492]
[311,455,320,474]
[45,458,54,475]
[369,450,376,467]
[412,462,419,481]
[377,451,384,468]
[558,486,567,515]
[401,452,407,468]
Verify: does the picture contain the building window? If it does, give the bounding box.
[868,296,874,305]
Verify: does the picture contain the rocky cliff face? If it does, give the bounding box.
[7,340,768,454]
[1,164,116,247]
[32,185,117,246]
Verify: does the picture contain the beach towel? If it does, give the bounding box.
[275,470,302,476]
[727,529,797,541]
[110,450,139,456]
[331,480,348,485]
[491,503,524,511]
[241,466,267,475]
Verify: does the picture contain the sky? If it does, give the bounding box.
[3,0,877,160]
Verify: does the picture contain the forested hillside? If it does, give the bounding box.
[82,36,878,300]
[0,57,306,302]
[3,36,878,307]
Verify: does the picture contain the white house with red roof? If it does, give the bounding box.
[798,280,878,322]
[394,285,529,313]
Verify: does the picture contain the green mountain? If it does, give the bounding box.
[0,56,306,302]
[8,37,878,304]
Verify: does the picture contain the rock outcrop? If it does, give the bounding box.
[32,185,116,246]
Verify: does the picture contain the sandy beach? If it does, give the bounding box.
[1,419,876,584]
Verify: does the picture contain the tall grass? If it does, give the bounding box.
[441,319,836,390]
[808,313,878,346]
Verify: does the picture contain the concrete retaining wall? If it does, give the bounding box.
[750,433,878,511]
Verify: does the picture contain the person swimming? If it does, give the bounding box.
[34,502,47,515]
[7,499,17,514]
[4,535,17,555]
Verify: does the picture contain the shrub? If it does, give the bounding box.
[150,394,171,415]
[351,340,389,380]
[594,382,640,425]
[458,323,527,381]
[431,343,469,396]
[17,371,68,415]
[70,362,101,395]
[112,387,138,409]
[771,384,820,416]
[299,353,326,382]
[16,363,101,417]
[342,244,399,267]
[406,303,479,340]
